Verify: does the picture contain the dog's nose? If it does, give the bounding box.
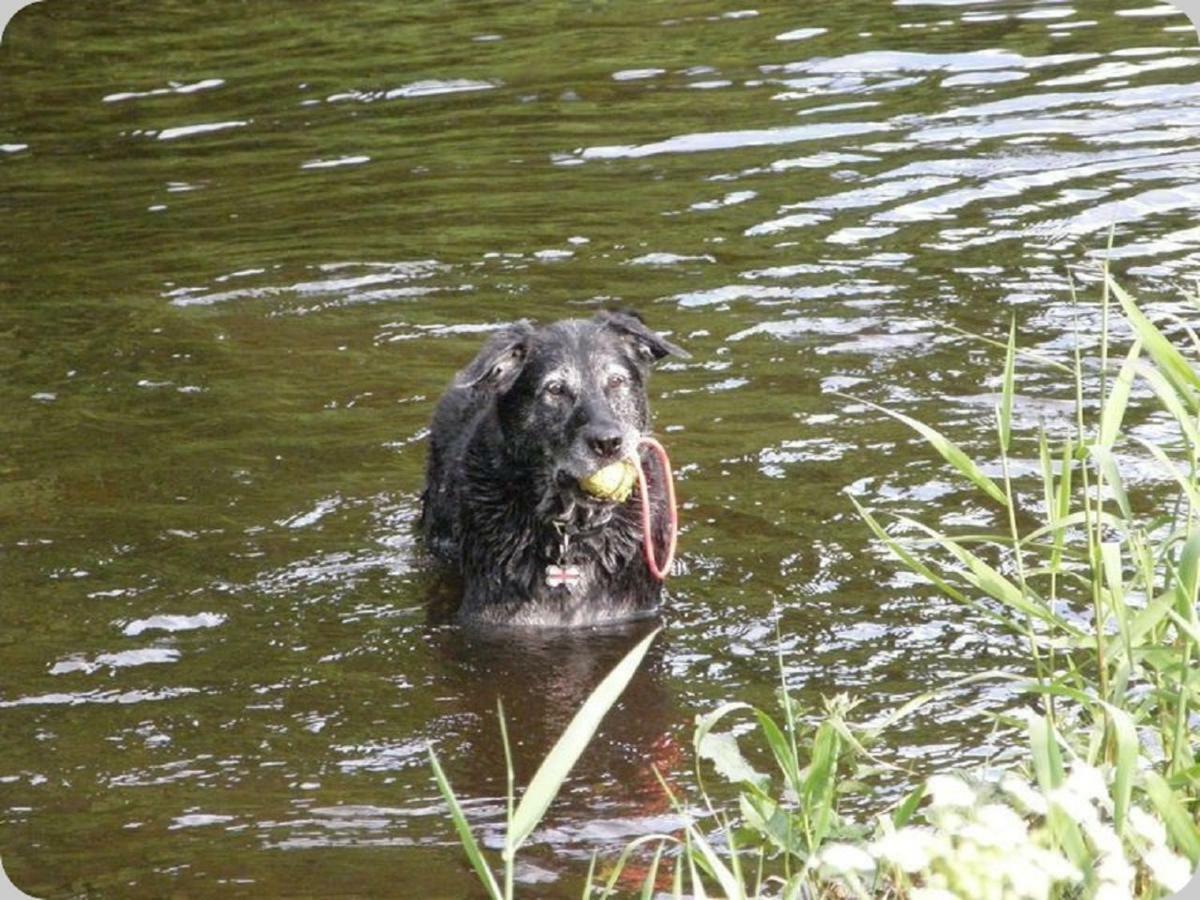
[586,429,624,460]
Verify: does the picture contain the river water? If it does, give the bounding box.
[2,0,1199,895]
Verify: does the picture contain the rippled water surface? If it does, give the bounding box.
[3,0,1200,895]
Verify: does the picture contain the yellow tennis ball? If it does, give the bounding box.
[579,459,637,502]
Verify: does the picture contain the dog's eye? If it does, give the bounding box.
[606,372,629,390]
[544,381,567,397]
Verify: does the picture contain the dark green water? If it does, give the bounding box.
[2,0,1199,895]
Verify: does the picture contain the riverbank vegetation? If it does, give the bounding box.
[432,270,1200,898]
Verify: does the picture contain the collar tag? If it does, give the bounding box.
[545,564,582,589]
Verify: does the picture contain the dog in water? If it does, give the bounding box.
[420,311,688,625]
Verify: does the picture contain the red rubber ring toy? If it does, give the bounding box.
[632,435,678,582]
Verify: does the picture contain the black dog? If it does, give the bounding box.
[420,312,688,625]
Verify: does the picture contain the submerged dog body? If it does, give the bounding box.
[420,312,686,625]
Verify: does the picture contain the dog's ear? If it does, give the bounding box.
[596,310,691,364]
[455,321,535,391]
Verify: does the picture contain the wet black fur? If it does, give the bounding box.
[420,312,687,626]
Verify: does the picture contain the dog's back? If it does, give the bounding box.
[419,373,488,561]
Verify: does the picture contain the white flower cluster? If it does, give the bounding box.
[815,763,1194,899]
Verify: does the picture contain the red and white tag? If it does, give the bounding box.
[545,564,582,589]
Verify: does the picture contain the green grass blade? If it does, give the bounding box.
[1019,509,1124,547]
[1166,609,1200,648]
[686,823,741,900]
[497,700,515,899]
[892,782,926,829]
[683,827,710,899]
[849,496,969,604]
[1098,339,1142,449]
[753,708,803,798]
[600,834,675,899]
[1053,437,1074,570]
[508,628,660,854]
[583,852,598,900]
[694,702,755,751]
[1127,589,1178,648]
[1133,438,1200,511]
[1000,316,1017,453]
[1109,275,1200,411]
[1138,362,1200,449]
[1100,542,1134,660]
[803,721,840,847]
[841,394,1008,506]
[641,839,668,900]
[1038,428,1056,526]
[1175,530,1200,614]
[1029,714,1065,790]
[1029,716,1090,870]
[1089,446,1132,521]
[1098,701,1138,835]
[896,515,1071,632]
[1144,770,1200,864]
[428,747,504,900]
[946,324,1075,374]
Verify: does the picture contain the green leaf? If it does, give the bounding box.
[1167,763,1200,791]
[946,324,1074,374]
[1053,438,1074,571]
[1134,438,1200,512]
[849,496,969,605]
[1110,275,1200,412]
[753,709,803,799]
[1101,542,1134,658]
[1167,609,1200,650]
[1029,714,1065,791]
[739,791,801,857]
[1137,362,1200,449]
[1144,770,1200,864]
[804,721,841,847]
[1029,716,1090,870]
[895,514,1073,633]
[1098,701,1138,835]
[1098,339,1142,449]
[698,730,770,790]
[683,828,714,900]
[1127,589,1178,649]
[1038,428,1056,528]
[508,628,659,854]
[640,840,667,900]
[842,394,1008,506]
[597,834,675,900]
[1000,316,1017,453]
[1089,445,1132,521]
[893,783,926,829]
[583,853,597,900]
[428,748,503,900]
[1175,530,1200,616]
[682,824,743,900]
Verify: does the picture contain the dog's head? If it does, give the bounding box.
[458,312,688,496]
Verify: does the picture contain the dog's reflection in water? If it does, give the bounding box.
[422,598,685,859]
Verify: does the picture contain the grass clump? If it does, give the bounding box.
[431,271,1200,898]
